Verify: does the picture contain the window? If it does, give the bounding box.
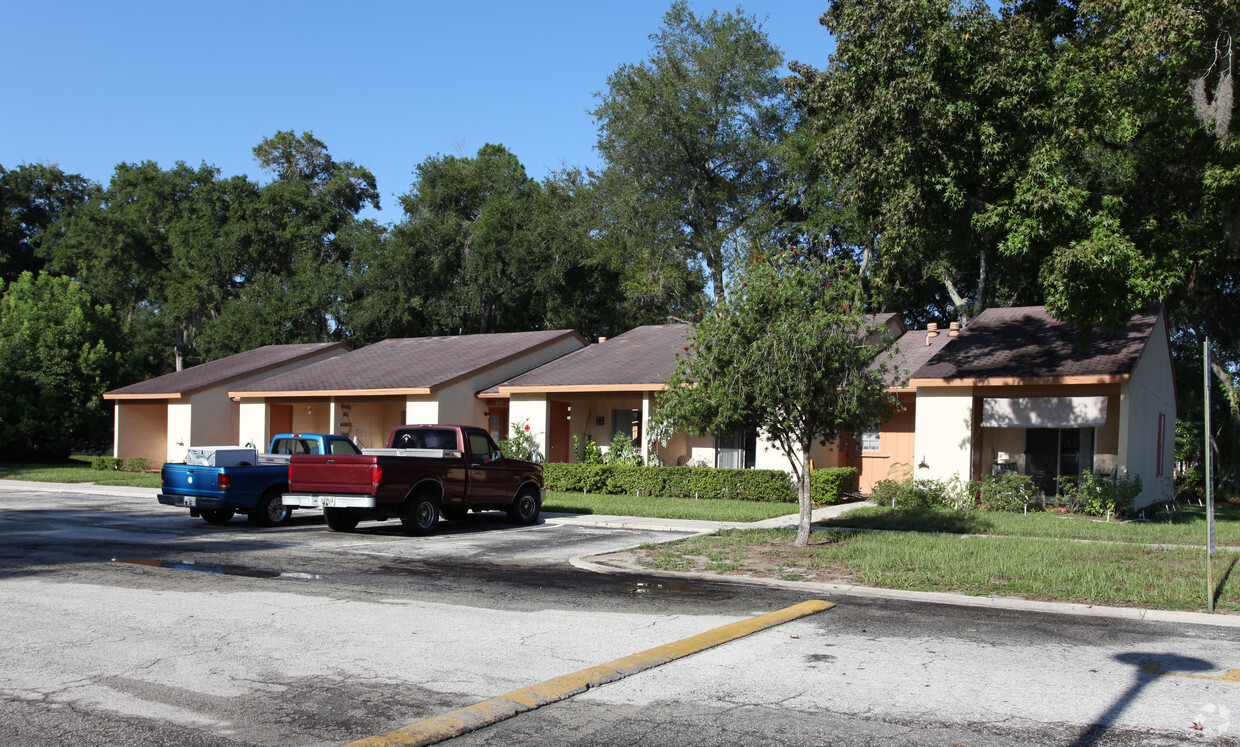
[1156,413,1166,478]
[330,439,360,456]
[611,409,641,447]
[469,431,498,461]
[1025,427,1096,495]
[392,427,459,450]
[860,423,881,452]
[715,431,757,469]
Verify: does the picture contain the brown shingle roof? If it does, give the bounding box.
[491,324,691,393]
[879,328,955,387]
[104,343,349,399]
[913,305,1159,381]
[230,330,586,395]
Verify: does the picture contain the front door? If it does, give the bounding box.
[270,405,293,440]
[548,401,571,463]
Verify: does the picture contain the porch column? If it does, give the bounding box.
[641,391,654,464]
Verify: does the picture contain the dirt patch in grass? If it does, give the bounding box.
[630,534,858,584]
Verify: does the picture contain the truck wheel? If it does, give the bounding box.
[507,489,541,525]
[325,508,360,532]
[401,493,440,535]
[441,506,468,521]
[251,489,291,527]
[201,509,235,525]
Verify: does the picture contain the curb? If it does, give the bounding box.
[343,600,834,747]
[571,552,1240,629]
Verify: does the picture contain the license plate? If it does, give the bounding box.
[184,496,197,507]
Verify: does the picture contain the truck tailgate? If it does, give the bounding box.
[289,455,378,494]
[160,464,223,497]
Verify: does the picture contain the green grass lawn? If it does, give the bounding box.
[0,457,161,488]
[820,501,1240,547]
[634,527,1238,612]
[543,491,797,522]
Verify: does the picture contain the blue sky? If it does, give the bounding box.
[1,1,836,224]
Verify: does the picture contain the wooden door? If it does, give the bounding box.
[547,401,571,463]
[270,404,293,439]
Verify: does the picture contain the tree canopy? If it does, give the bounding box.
[593,0,790,303]
[0,272,126,460]
[657,249,899,545]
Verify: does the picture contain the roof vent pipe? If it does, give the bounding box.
[949,321,961,336]
[925,323,939,345]
[598,336,608,344]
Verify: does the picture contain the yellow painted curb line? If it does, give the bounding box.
[345,599,834,747]
[1140,660,1240,683]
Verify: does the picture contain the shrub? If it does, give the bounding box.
[582,436,604,465]
[90,456,121,471]
[870,476,961,509]
[1056,472,1143,517]
[543,463,796,502]
[604,431,642,466]
[975,473,1038,512]
[122,457,150,473]
[499,419,543,463]
[810,467,858,505]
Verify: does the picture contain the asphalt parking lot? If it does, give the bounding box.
[2,484,1239,746]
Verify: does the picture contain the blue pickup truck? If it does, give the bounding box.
[158,434,360,526]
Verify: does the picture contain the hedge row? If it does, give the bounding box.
[543,463,858,505]
[90,456,150,472]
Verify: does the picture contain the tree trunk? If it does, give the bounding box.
[795,446,813,547]
[974,246,988,320]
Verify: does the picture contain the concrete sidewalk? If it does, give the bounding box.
[0,478,162,499]
[543,500,873,534]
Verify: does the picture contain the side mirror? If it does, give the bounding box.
[492,450,504,462]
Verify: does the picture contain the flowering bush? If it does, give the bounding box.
[499,420,543,463]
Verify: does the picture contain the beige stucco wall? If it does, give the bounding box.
[165,402,193,463]
[290,402,331,435]
[186,387,238,449]
[238,399,269,451]
[913,387,975,482]
[1122,313,1177,506]
[405,396,440,427]
[335,398,404,450]
[113,402,168,465]
[509,393,550,455]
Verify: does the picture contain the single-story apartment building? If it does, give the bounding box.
[485,305,1176,508]
[103,342,349,465]
[227,330,587,450]
[907,304,1176,506]
[485,315,907,472]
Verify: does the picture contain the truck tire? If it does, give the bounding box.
[251,489,291,527]
[401,493,440,535]
[325,508,360,532]
[507,489,541,525]
[201,509,235,525]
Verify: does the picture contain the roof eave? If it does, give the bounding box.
[228,388,434,398]
[909,374,1131,388]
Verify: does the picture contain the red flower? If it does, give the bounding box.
[524,424,530,431]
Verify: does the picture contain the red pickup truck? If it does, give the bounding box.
[283,424,544,534]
